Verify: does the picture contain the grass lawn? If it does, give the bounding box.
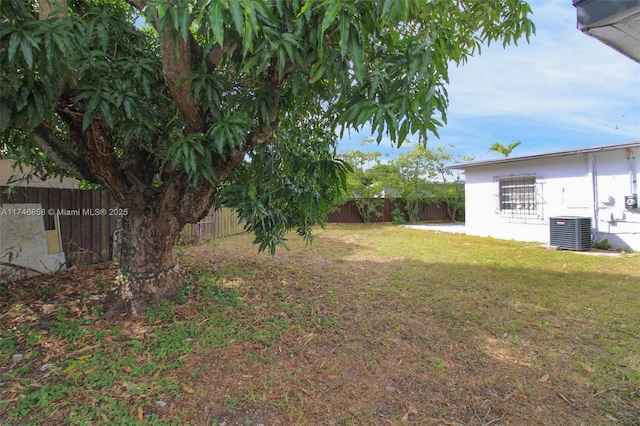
[1,223,639,425]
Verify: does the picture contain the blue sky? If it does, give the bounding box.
[336,0,640,165]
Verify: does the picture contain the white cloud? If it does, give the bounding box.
[446,0,640,137]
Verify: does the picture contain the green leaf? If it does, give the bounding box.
[276,45,286,76]
[399,119,410,144]
[97,23,109,52]
[7,32,20,62]
[349,32,364,82]
[381,0,394,18]
[0,22,16,40]
[82,92,101,131]
[229,0,244,35]
[239,52,262,73]
[19,37,33,68]
[300,0,317,15]
[178,5,191,41]
[259,99,270,124]
[99,99,113,129]
[242,13,254,56]
[280,33,302,66]
[157,2,169,19]
[339,13,349,58]
[208,2,225,45]
[186,149,196,175]
[248,182,257,201]
[321,2,341,32]
[308,62,326,84]
[32,89,44,119]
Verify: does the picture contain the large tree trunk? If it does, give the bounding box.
[108,210,182,316]
[106,183,215,317]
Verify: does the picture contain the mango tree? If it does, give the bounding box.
[0,0,535,315]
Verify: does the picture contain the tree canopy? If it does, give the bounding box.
[341,144,470,223]
[0,0,535,314]
[393,144,452,222]
[340,148,394,222]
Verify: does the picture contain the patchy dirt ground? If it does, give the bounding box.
[1,227,639,425]
[173,239,633,426]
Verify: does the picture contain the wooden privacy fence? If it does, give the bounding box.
[179,207,245,244]
[1,186,119,266]
[1,187,450,267]
[0,186,244,266]
[327,198,450,223]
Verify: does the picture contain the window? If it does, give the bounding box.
[497,174,537,215]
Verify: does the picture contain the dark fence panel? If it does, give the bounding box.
[328,199,364,223]
[2,188,451,268]
[327,198,449,223]
[416,202,450,222]
[1,186,119,265]
[1,186,245,266]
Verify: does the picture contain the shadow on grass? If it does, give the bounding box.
[1,227,638,425]
[180,230,640,425]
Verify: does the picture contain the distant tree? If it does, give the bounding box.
[441,154,473,222]
[393,145,444,222]
[0,0,535,316]
[366,163,400,195]
[488,141,522,157]
[390,145,470,223]
[341,149,399,223]
[442,178,465,222]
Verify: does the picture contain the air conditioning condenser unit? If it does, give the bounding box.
[549,216,592,251]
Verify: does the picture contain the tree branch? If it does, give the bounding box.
[32,124,95,182]
[124,0,146,12]
[155,18,207,134]
[80,121,140,205]
[205,41,238,71]
[203,55,283,194]
[121,140,158,187]
[56,108,137,205]
[169,119,279,226]
[172,177,216,225]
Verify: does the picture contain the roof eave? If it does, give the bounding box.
[573,0,640,63]
[448,141,640,170]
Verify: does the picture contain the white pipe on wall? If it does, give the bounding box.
[588,154,598,234]
[628,148,637,195]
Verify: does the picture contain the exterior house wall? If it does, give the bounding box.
[463,146,640,251]
[0,159,79,189]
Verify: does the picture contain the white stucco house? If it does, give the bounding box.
[449,141,640,251]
